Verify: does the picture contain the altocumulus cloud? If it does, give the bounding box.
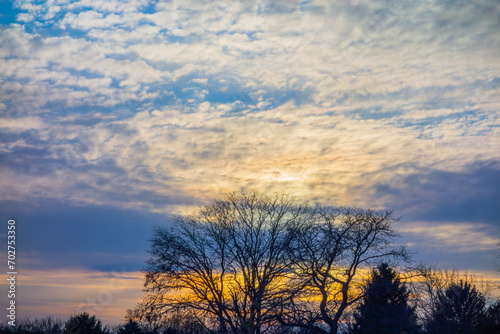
[0,0,499,323]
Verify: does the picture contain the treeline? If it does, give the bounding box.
[128,190,500,334]
[0,313,111,334]
[0,313,202,334]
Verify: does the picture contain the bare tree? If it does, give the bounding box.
[135,191,408,334]
[137,190,309,334]
[217,191,310,334]
[279,207,409,334]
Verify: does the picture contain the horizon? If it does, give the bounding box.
[1,0,499,326]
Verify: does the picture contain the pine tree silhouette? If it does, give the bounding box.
[117,319,143,334]
[350,263,419,334]
[63,313,109,334]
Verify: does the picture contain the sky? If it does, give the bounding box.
[0,0,499,325]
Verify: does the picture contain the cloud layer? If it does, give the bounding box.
[2,0,499,210]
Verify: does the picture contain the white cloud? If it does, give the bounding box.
[0,117,45,131]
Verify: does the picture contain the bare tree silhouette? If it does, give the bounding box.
[136,190,309,334]
[278,207,408,334]
[134,190,408,334]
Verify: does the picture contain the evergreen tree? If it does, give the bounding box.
[426,280,486,334]
[117,319,143,334]
[479,300,500,334]
[64,313,109,334]
[350,263,419,334]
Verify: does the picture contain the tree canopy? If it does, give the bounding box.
[134,190,408,334]
[426,280,486,334]
[63,313,109,334]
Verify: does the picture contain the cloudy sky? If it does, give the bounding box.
[0,0,499,325]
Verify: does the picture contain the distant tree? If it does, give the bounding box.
[64,313,109,334]
[0,317,63,334]
[32,317,63,334]
[479,300,500,334]
[117,319,142,334]
[125,309,163,334]
[160,311,209,334]
[426,280,486,334]
[349,263,419,334]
